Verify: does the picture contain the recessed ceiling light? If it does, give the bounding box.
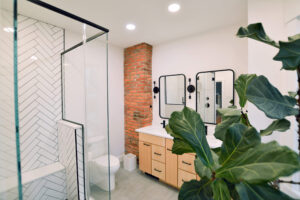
[3,27,14,33]
[168,3,180,13]
[126,24,136,31]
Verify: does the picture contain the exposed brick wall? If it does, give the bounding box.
[124,43,153,157]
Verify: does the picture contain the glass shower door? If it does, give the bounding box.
[62,31,110,200]
[0,0,22,199]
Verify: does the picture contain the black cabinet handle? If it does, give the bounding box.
[167,148,172,151]
[154,168,162,173]
[182,161,192,166]
[154,152,162,156]
[143,143,150,146]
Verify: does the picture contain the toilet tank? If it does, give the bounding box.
[87,135,107,159]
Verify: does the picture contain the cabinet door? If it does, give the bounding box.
[178,169,196,188]
[166,139,178,187]
[139,141,152,174]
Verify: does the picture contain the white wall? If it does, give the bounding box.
[152,24,248,126]
[64,31,124,157]
[247,0,299,197]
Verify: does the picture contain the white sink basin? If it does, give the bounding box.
[136,125,222,148]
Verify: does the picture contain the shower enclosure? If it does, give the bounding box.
[0,0,110,199]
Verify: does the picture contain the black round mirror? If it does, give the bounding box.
[153,86,160,94]
[187,85,195,93]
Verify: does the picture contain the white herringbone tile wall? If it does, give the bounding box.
[18,14,63,173]
[17,14,67,199]
[58,121,85,200]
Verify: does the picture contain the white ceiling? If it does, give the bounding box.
[18,0,247,47]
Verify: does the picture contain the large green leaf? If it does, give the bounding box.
[172,138,195,155]
[246,75,299,119]
[234,74,257,107]
[165,124,195,155]
[179,179,213,200]
[273,37,300,70]
[211,179,231,200]
[237,23,279,48]
[194,157,212,179]
[236,182,294,200]
[169,107,214,168]
[195,151,220,179]
[260,119,290,136]
[214,108,242,141]
[288,91,297,98]
[288,33,300,41]
[219,124,261,166]
[216,141,300,184]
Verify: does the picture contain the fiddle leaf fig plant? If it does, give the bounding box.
[165,23,300,200]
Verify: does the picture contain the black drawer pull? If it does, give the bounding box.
[143,143,150,146]
[154,152,162,156]
[154,168,162,173]
[182,161,192,166]
[167,148,172,151]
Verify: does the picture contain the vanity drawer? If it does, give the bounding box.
[178,154,196,174]
[139,133,165,147]
[152,145,165,163]
[152,160,165,180]
[178,169,196,188]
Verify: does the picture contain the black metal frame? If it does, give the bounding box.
[159,74,186,119]
[26,1,109,199]
[195,69,235,125]
[27,0,109,33]
[60,32,107,200]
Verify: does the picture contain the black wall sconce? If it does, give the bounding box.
[153,81,160,99]
[187,78,195,99]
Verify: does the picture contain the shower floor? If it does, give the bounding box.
[90,167,178,200]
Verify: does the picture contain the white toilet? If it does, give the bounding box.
[88,136,120,191]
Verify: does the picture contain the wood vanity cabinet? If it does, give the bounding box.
[165,139,178,187]
[139,133,199,189]
[139,133,166,181]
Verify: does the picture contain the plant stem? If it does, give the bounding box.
[241,111,250,127]
[297,67,300,155]
[278,179,300,185]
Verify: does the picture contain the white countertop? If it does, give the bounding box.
[136,125,222,148]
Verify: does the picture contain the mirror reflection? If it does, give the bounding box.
[159,74,186,118]
[196,70,234,124]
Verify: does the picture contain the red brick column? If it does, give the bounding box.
[124,43,153,157]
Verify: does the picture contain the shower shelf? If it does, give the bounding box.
[0,162,65,193]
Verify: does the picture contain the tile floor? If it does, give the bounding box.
[90,167,178,200]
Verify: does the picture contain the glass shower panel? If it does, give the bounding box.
[62,32,109,200]
[15,1,109,199]
[0,0,22,199]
